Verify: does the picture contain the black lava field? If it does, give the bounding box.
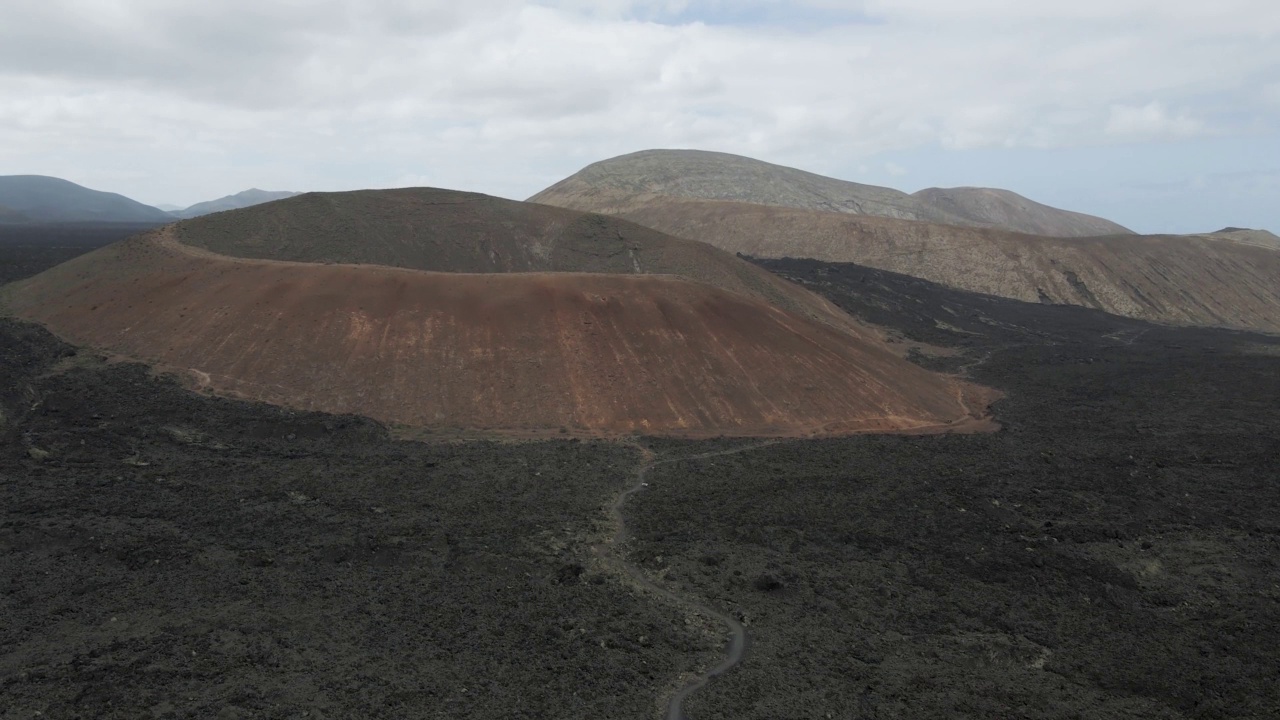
[2,235,1278,719]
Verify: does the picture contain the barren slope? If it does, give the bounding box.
[1,230,990,436]
[170,187,856,331]
[615,199,1280,334]
[911,187,1132,236]
[530,149,1129,236]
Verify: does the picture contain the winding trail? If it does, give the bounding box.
[596,441,780,720]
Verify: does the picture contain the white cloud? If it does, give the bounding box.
[1105,103,1203,139]
[0,0,1275,210]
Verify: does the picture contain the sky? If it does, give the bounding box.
[1,0,1277,234]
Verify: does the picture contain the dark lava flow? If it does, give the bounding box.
[5,232,1280,719]
[598,442,778,719]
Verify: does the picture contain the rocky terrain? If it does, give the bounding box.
[0,317,700,720]
[530,149,1130,237]
[630,257,1280,719]
[3,237,1277,719]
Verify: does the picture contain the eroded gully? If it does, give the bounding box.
[596,441,779,720]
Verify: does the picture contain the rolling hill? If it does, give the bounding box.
[530,149,1131,237]
[1,187,992,437]
[0,175,173,224]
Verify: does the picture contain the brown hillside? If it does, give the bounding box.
[614,199,1280,334]
[170,187,857,332]
[1,231,992,437]
[530,149,1130,237]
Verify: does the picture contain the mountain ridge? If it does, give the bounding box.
[530,149,1131,237]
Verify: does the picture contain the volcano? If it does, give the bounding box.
[1,188,992,437]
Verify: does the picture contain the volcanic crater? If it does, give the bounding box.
[1,188,994,437]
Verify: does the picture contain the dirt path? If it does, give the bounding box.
[596,441,781,720]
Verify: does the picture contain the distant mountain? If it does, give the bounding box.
[173,189,301,219]
[530,149,1131,237]
[0,175,173,224]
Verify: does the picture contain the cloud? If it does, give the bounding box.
[0,0,1276,215]
[1105,103,1202,139]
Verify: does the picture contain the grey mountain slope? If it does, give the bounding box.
[531,149,960,222]
[911,186,1132,236]
[0,175,173,223]
[174,189,301,219]
[529,149,1132,237]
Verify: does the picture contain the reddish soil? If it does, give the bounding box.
[168,187,863,336]
[2,232,992,437]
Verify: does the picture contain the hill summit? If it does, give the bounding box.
[530,149,1131,237]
